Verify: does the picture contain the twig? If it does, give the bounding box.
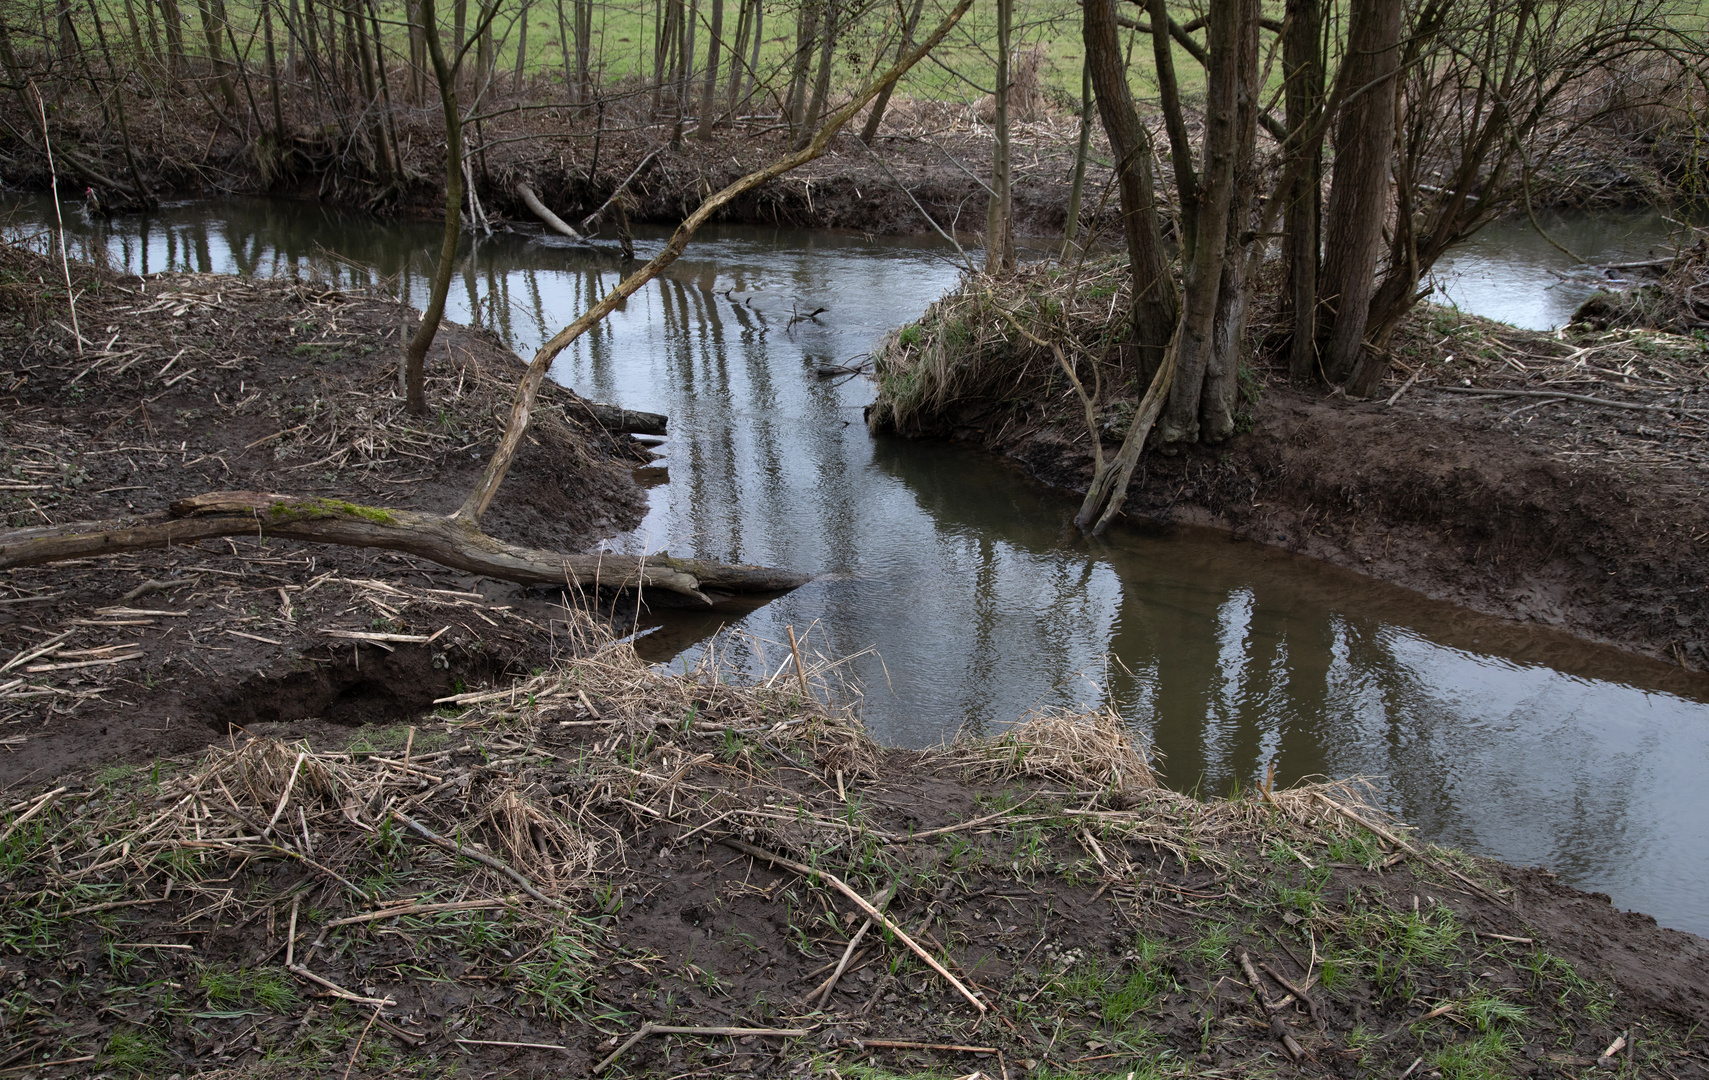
[1312,793,1507,906]
[1433,385,1703,416]
[342,1004,383,1080]
[391,811,565,909]
[854,1039,997,1053]
[787,624,810,699]
[29,82,80,355]
[812,881,897,1007]
[323,897,518,928]
[289,963,395,1007]
[722,837,987,1012]
[0,786,68,845]
[1259,961,1320,1023]
[456,1038,569,1051]
[1239,951,1304,1061]
[594,1023,809,1074]
[262,752,305,839]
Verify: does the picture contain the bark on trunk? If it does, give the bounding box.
[1282,0,1325,382]
[1157,0,1243,447]
[1316,0,1401,386]
[1081,0,1175,374]
[984,0,1013,273]
[696,0,722,138]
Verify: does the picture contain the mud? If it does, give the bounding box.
[897,320,1709,671]
[0,245,651,789]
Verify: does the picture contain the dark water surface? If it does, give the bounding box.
[11,195,1709,935]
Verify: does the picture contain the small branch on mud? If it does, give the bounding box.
[392,810,566,909]
[1239,951,1306,1061]
[721,837,988,1013]
[595,1023,812,1074]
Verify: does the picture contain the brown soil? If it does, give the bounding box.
[0,245,651,792]
[1,650,1706,1078]
[892,307,1709,671]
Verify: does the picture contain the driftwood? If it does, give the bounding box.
[516,182,586,242]
[0,492,808,604]
[572,400,668,436]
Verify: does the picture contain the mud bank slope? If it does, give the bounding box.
[875,302,1709,670]
[0,246,651,788]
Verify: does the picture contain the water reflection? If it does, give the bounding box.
[1431,207,1682,330]
[9,195,1709,935]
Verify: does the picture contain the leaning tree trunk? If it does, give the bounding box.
[1316,0,1402,386]
[1157,0,1245,448]
[400,0,463,414]
[984,0,1014,273]
[1081,0,1176,375]
[1282,0,1325,382]
[859,0,921,143]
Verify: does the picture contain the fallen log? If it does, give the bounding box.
[516,182,585,242]
[0,492,808,605]
[571,400,668,436]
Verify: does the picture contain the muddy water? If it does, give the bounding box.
[15,195,1709,936]
[1432,207,1679,329]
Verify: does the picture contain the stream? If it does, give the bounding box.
[10,194,1709,936]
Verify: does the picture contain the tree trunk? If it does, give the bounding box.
[784,0,819,130]
[1081,0,1175,374]
[1157,0,1244,447]
[795,0,837,147]
[401,0,463,415]
[1316,0,1401,386]
[161,0,185,83]
[1061,60,1093,255]
[984,0,1012,273]
[696,0,721,138]
[724,0,752,117]
[574,0,591,103]
[262,0,285,137]
[1199,0,1261,444]
[514,0,530,85]
[197,0,241,111]
[859,0,921,143]
[1282,0,1324,382]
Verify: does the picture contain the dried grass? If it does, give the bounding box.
[937,704,1158,791]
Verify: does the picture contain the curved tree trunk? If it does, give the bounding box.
[1081,0,1176,374]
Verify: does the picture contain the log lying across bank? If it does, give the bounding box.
[0,492,808,604]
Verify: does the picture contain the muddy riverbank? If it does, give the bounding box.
[0,243,655,788]
[2,247,1709,1076]
[871,270,1709,672]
